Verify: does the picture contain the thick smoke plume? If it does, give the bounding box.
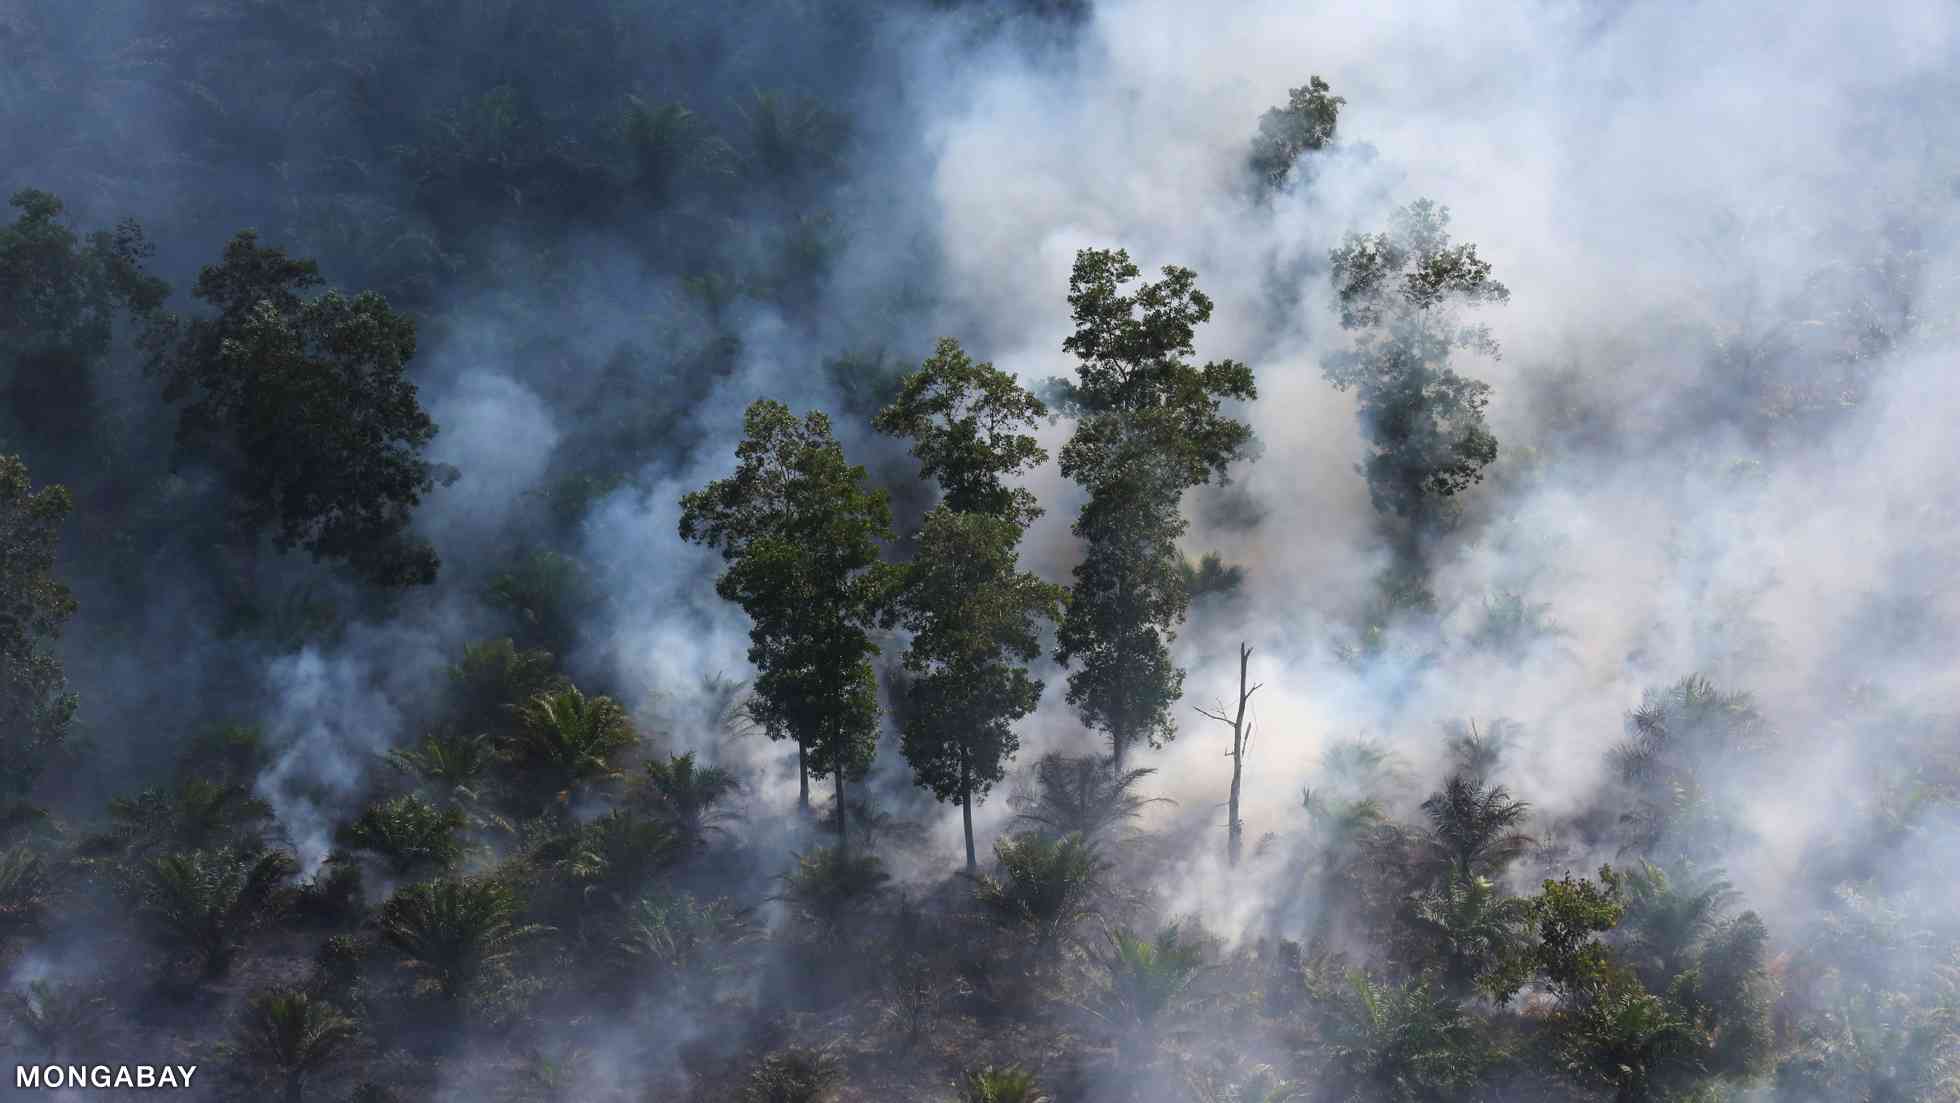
[4,0,1958,1099]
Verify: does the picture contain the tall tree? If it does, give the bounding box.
[1247,76,1345,191]
[148,231,452,588]
[1324,199,1509,560]
[0,454,77,816]
[679,400,891,856]
[0,189,169,454]
[875,338,1064,873]
[1050,249,1258,768]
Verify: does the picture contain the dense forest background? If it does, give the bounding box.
[4,0,1960,1099]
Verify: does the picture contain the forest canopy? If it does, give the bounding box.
[1,1,1957,1102]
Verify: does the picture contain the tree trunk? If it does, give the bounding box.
[961,748,976,875]
[1226,642,1253,868]
[1228,749,1244,867]
[797,739,810,811]
[835,767,848,857]
[1197,643,1259,869]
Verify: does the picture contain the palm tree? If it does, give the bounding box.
[973,832,1107,949]
[622,97,732,205]
[743,1045,844,1103]
[1316,973,1488,1102]
[735,90,845,190]
[1404,873,1533,1000]
[1012,753,1171,842]
[1090,925,1210,1066]
[546,810,680,904]
[379,876,545,1001]
[91,778,275,857]
[1416,774,1533,883]
[636,752,739,849]
[613,894,755,1003]
[386,731,499,803]
[139,846,298,978]
[445,638,563,740]
[234,987,360,1102]
[1617,862,1739,990]
[505,685,638,804]
[960,1066,1050,1103]
[1551,966,1698,1103]
[1441,718,1519,783]
[1611,675,1770,862]
[336,794,467,876]
[778,847,890,929]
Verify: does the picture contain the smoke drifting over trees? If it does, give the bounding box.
[4,0,1960,1100]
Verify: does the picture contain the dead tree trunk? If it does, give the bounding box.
[1195,642,1261,868]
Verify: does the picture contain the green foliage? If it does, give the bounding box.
[505,685,639,804]
[873,336,1050,524]
[0,453,77,804]
[232,987,361,1102]
[139,845,299,978]
[89,777,276,858]
[1313,973,1490,1102]
[1324,199,1508,531]
[542,809,680,903]
[149,231,450,586]
[485,550,600,659]
[336,794,468,876]
[387,731,500,808]
[1617,863,1740,991]
[1091,925,1210,1064]
[1613,675,1772,862]
[1415,774,1534,883]
[613,893,755,1002]
[1050,248,1258,764]
[960,1065,1050,1103]
[679,400,893,843]
[743,1045,844,1103]
[623,97,732,205]
[1404,873,1534,1001]
[378,876,545,1001]
[1181,551,1248,604]
[877,338,1064,863]
[1526,867,1625,999]
[779,846,890,928]
[974,832,1107,945]
[1548,963,1702,1102]
[735,90,848,192]
[636,752,740,849]
[444,638,564,741]
[0,189,169,449]
[1248,76,1345,190]
[1012,753,1171,842]
[892,509,1064,834]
